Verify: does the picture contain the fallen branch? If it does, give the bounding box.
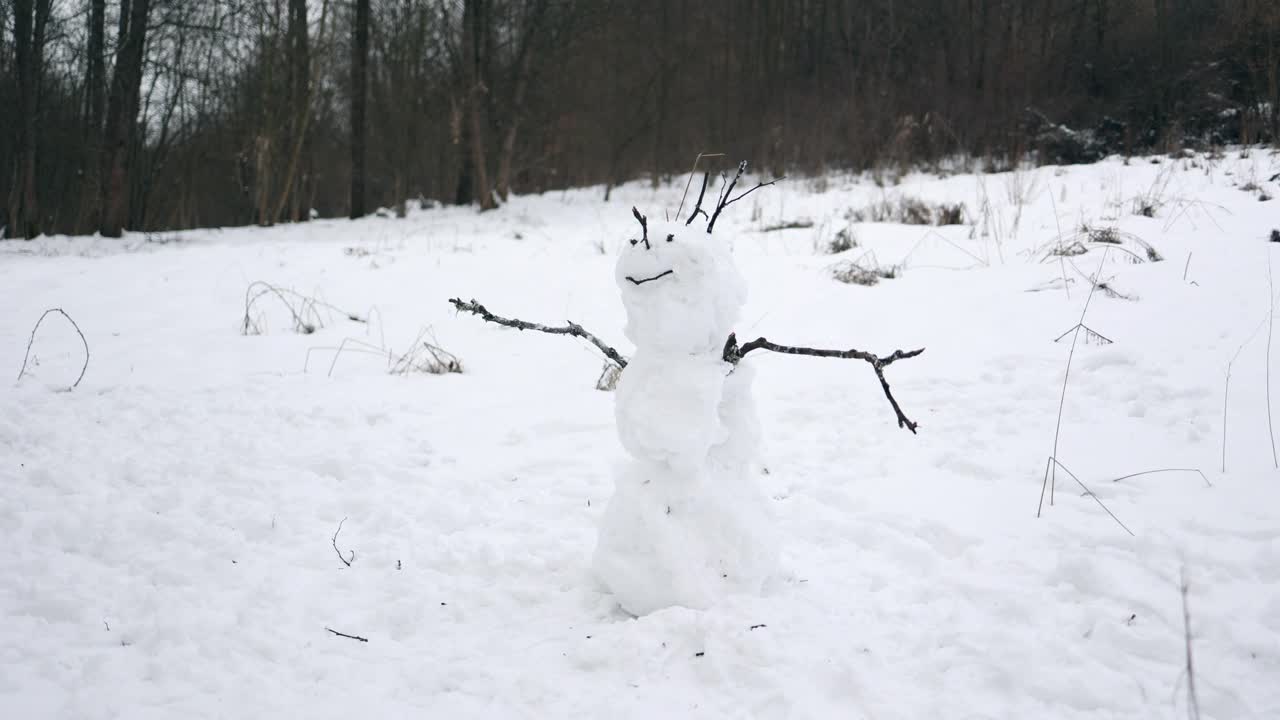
[17,308,90,389]
[448,298,628,370]
[332,517,355,567]
[723,332,924,433]
[325,627,368,643]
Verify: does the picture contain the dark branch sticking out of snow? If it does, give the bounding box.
[332,517,355,567]
[449,298,629,370]
[722,333,925,433]
[625,270,674,286]
[325,627,369,643]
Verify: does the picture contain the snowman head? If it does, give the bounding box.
[616,207,746,354]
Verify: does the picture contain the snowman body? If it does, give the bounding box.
[592,219,778,616]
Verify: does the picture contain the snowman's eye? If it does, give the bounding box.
[666,234,674,242]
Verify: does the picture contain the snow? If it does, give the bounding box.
[3,150,1280,718]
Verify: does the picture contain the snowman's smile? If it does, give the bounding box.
[625,269,674,286]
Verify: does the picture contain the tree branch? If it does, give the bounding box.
[723,332,924,433]
[449,298,628,369]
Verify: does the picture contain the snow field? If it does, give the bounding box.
[2,150,1279,718]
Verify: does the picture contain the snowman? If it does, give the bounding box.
[591,206,778,615]
[449,161,923,616]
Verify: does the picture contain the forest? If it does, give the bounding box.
[1,0,1278,238]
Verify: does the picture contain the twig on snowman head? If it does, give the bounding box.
[685,172,711,226]
[449,298,629,370]
[705,161,783,234]
[722,333,925,433]
[675,152,727,222]
[631,207,650,249]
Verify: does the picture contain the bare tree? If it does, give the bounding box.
[273,0,327,224]
[2,0,1278,237]
[462,0,495,210]
[350,0,369,219]
[495,0,550,202]
[76,0,106,233]
[99,0,151,238]
[7,0,51,239]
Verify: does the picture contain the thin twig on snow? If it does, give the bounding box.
[325,627,368,642]
[332,517,355,567]
[1109,468,1211,488]
[17,308,90,389]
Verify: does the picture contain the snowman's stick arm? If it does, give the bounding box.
[723,332,924,434]
[449,298,629,369]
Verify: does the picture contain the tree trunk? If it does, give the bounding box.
[496,0,549,201]
[99,0,150,238]
[8,0,40,239]
[78,0,106,233]
[649,0,669,189]
[274,0,321,224]
[350,0,369,219]
[463,0,496,210]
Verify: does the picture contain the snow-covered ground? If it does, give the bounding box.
[3,151,1279,719]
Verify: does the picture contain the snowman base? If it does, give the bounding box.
[592,459,778,617]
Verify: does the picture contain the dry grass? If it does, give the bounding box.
[1039,225,1162,265]
[304,328,462,378]
[825,226,858,254]
[830,255,899,286]
[242,281,366,336]
[846,196,966,226]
